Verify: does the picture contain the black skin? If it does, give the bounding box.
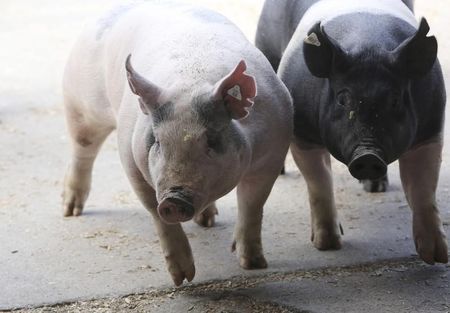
[255,0,415,73]
[255,0,445,192]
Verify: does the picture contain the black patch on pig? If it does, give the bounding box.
[206,129,225,153]
[192,93,245,154]
[192,94,231,130]
[152,102,174,126]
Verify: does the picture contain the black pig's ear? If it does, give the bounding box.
[390,18,437,79]
[125,54,163,115]
[303,22,348,78]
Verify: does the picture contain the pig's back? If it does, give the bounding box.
[64,2,292,143]
[105,3,283,100]
[256,0,415,69]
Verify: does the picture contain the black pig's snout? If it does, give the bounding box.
[348,151,387,180]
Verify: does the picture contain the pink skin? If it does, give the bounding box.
[61,3,293,286]
[127,56,257,225]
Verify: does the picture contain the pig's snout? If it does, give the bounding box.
[348,151,387,180]
[157,197,195,224]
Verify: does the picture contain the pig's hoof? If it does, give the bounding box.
[166,254,196,286]
[311,228,342,250]
[361,175,388,193]
[194,205,218,228]
[231,240,268,269]
[414,228,448,265]
[62,189,88,217]
[239,254,268,269]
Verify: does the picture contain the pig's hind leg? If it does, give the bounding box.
[291,143,342,250]
[399,139,448,264]
[62,97,115,217]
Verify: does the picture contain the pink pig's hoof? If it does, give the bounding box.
[414,231,448,265]
[194,205,218,228]
[239,255,268,270]
[231,240,268,269]
[171,264,196,286]
[62,192,85,217]
[311,228,342,251]
[165,244,196,286]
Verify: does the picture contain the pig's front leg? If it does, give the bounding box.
[291,143,342,250]
[124,163,195,285]
[399,139,448,264]
[232,169,282,269]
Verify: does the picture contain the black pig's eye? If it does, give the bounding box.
[391,94,401,109]
[336,90,353,107]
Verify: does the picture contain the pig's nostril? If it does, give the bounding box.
[164,206,171,216]
[354,163,364,171]
[157,197,195,224]
[372,164,382,172]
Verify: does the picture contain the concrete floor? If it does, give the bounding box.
[1,0,449,312]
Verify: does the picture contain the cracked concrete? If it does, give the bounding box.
[1,0,450,312]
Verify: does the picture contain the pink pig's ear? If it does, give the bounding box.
[213,60,257,120]
[125,54,162,115]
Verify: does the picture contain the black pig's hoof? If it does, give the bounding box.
[361,174,389,193]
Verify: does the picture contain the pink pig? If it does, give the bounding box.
[62,2,293,286]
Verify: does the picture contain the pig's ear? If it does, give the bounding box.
[391,18,437,79]
[212,60,257,120]
[303,22,347,78]
[125,54,162,115]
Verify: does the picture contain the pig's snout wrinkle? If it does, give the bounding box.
[348,151,387,180]
[157,197,195,224]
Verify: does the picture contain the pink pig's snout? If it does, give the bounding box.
[157,197,195,224]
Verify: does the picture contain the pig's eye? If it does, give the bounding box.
[391,95,401,110]
[206,132,223,153]
[154,138,160,150]
[336,90,353,107]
